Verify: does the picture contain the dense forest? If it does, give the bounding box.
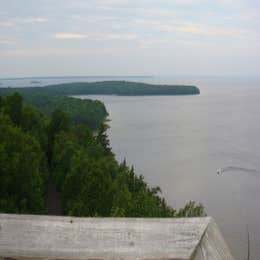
[23,94,107,130]
[0,92,205,217]
[0,81,200,96]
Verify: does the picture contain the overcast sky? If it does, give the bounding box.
[0,0,259,78]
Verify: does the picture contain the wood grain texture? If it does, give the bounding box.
[192,218,234,260]
[0,214,233,260]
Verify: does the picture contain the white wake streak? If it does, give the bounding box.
[217,166,260,176]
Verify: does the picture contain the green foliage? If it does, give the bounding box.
[47,109,69,167]
[0,93,206,218]
[111,170,132,216]
[0,95,3,109]
[62,153,113,216]
[96,123,112,155]
[25,94,108,130]
[110,206,126,217]
[0,81,200,96]
[176,201,206,217]
[48,109,69,137]
[52,132,80,190]
[3,93,23,126]
[21,104,48,151]
[0,114,45,213]
[0,92,108,130]
[0,81,199,129]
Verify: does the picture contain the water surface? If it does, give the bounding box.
[2,76,259,259]
[79,77,260,260]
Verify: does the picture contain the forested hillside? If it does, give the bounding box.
[0,92,107,130]
[0,93,205,217]
[23,94,108,129]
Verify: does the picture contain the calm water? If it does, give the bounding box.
[79,77,260,260]
[1,76,260,259]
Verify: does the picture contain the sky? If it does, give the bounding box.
[0,0,259,78]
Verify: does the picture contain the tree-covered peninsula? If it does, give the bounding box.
[0,80,200,96]
[0,92,205,217]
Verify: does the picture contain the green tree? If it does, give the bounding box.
[0,93,207,218]
[47,109,69,167]
[110,170,132,217]
[21,104,48,154]
[52,132,80,190]
[176,201,206,217]
[0,114,45,213]
[96,123,112,155]
[0,95,3,110]
[4,92,23,126]
[62,153,113,216]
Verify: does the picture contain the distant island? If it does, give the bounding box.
[0,81,200,96]
[30,81,41,84]
[0,81,200,130]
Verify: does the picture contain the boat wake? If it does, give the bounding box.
[217,166,260,176]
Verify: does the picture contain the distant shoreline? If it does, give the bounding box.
[0,80,200,96]
[0,75,154,81]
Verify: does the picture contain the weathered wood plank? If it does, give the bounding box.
[0,214,233,260]
[193,218,234,260]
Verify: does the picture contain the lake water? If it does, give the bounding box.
[1,76,260,259]
[79,77,260,260]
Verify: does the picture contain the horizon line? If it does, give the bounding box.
[0,75,154,81]
[1,75,260,81]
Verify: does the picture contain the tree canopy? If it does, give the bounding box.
[0,81,200,96]
[0,92,206,218]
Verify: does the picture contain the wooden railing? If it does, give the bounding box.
[0,214,234,260]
